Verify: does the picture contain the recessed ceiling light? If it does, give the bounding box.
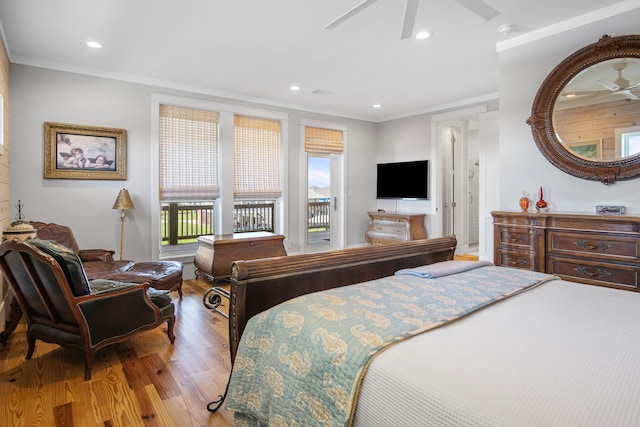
[414,31,432,40]
[290,85,301,91]
[86,41,102,49]
[373,104,382,108]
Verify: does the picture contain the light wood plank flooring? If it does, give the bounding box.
[0,279,233,427]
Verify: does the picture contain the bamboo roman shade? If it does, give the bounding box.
[234,115,282,199]
[304,126,344,154]
[159,105,220,200]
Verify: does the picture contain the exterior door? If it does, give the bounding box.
[306,153,342,251]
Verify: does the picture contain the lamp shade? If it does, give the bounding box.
[112,188,134,210]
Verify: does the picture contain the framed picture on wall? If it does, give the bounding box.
[44,122,127,180]
[565,139,602,161]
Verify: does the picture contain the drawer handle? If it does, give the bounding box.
[574,240,611,251]
[574,266,612,278]
[506,234,526,242]
[505,257,527,266]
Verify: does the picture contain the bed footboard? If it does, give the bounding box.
[228,236,457,360]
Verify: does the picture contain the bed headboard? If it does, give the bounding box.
[228,236,457,360]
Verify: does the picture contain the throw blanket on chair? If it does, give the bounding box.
[226,265,555,427]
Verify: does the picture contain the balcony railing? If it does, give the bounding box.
[162,199,331,245]
[307,199,330,230]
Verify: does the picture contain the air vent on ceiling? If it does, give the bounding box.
[312,89,332,96]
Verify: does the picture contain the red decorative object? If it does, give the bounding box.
[519,192,530,212]
[536,186,548,211]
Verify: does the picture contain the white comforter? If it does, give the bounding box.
[353,279,640,427]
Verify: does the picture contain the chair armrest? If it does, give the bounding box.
[79,249,116,262]
[76,284,165,347]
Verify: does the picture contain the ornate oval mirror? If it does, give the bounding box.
[527,34,640,185]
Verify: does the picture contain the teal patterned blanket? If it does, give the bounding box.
[226,265,555,427]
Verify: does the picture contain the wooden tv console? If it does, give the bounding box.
[492,211,640,292]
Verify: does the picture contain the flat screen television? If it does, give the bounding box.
[376,160,429,200]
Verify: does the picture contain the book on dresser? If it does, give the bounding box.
[492,211,640,292]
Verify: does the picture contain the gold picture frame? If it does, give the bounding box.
[44,122,127,180]
[566,139,602,161]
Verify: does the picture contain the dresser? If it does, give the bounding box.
[492,211,640,292]
[365,212,428,245]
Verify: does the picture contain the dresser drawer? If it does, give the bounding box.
[548,231,640,262]
[497,227,534,249]
[495,249,535,270]
[548,256,639,290]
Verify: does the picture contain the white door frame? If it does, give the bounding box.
[430,106,487,252]
[299,119,346,252]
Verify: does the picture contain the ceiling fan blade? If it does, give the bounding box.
[618,90,639,100]
[597,78,620,92]
[400,0,420,40]
[324,0,380,30]
[452,0,500,21]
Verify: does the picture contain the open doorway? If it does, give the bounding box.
[432,106,485,256]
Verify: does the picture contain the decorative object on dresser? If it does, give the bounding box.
[535,186,548,212]
[596,205,625,216]
[492,211,640,292]
[518,191,530,212]
[365,211,427,244]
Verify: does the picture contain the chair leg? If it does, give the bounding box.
[166,315,176,343]
[84,349,96,381]
[177,279,183,298]
[26,332,36,359]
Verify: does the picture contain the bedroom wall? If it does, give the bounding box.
[374,102,498,238]
[0,36,10,326]
[497,8,640,214]
[9,65,377,278]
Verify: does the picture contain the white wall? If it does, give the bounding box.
[375,114,433,231]
[498,9,640,214]
[9,65,377,277]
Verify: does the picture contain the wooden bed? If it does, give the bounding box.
[227,236,457,360]
[221,236,640,426]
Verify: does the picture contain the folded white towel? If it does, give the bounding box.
[395,260,493,278]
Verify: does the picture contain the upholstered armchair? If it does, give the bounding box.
[0,238,175,380]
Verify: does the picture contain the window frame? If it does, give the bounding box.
[151,93,289,259]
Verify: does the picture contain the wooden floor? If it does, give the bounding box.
[0,279,234,427]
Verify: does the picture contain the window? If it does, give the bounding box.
[153,95,289,254]
[159,105,218,245]
[234,115,282,199]
[622,131,640,157]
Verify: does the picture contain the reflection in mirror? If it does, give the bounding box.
[528,34,640,185]
[554,58,640,161]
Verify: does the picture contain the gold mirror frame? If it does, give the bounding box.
[527,34,640,185]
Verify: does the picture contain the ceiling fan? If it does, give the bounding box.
[595,62,640,100]
[324,0,501,40]
[565,62,640,101]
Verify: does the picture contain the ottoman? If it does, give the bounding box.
[102,261,184,297]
